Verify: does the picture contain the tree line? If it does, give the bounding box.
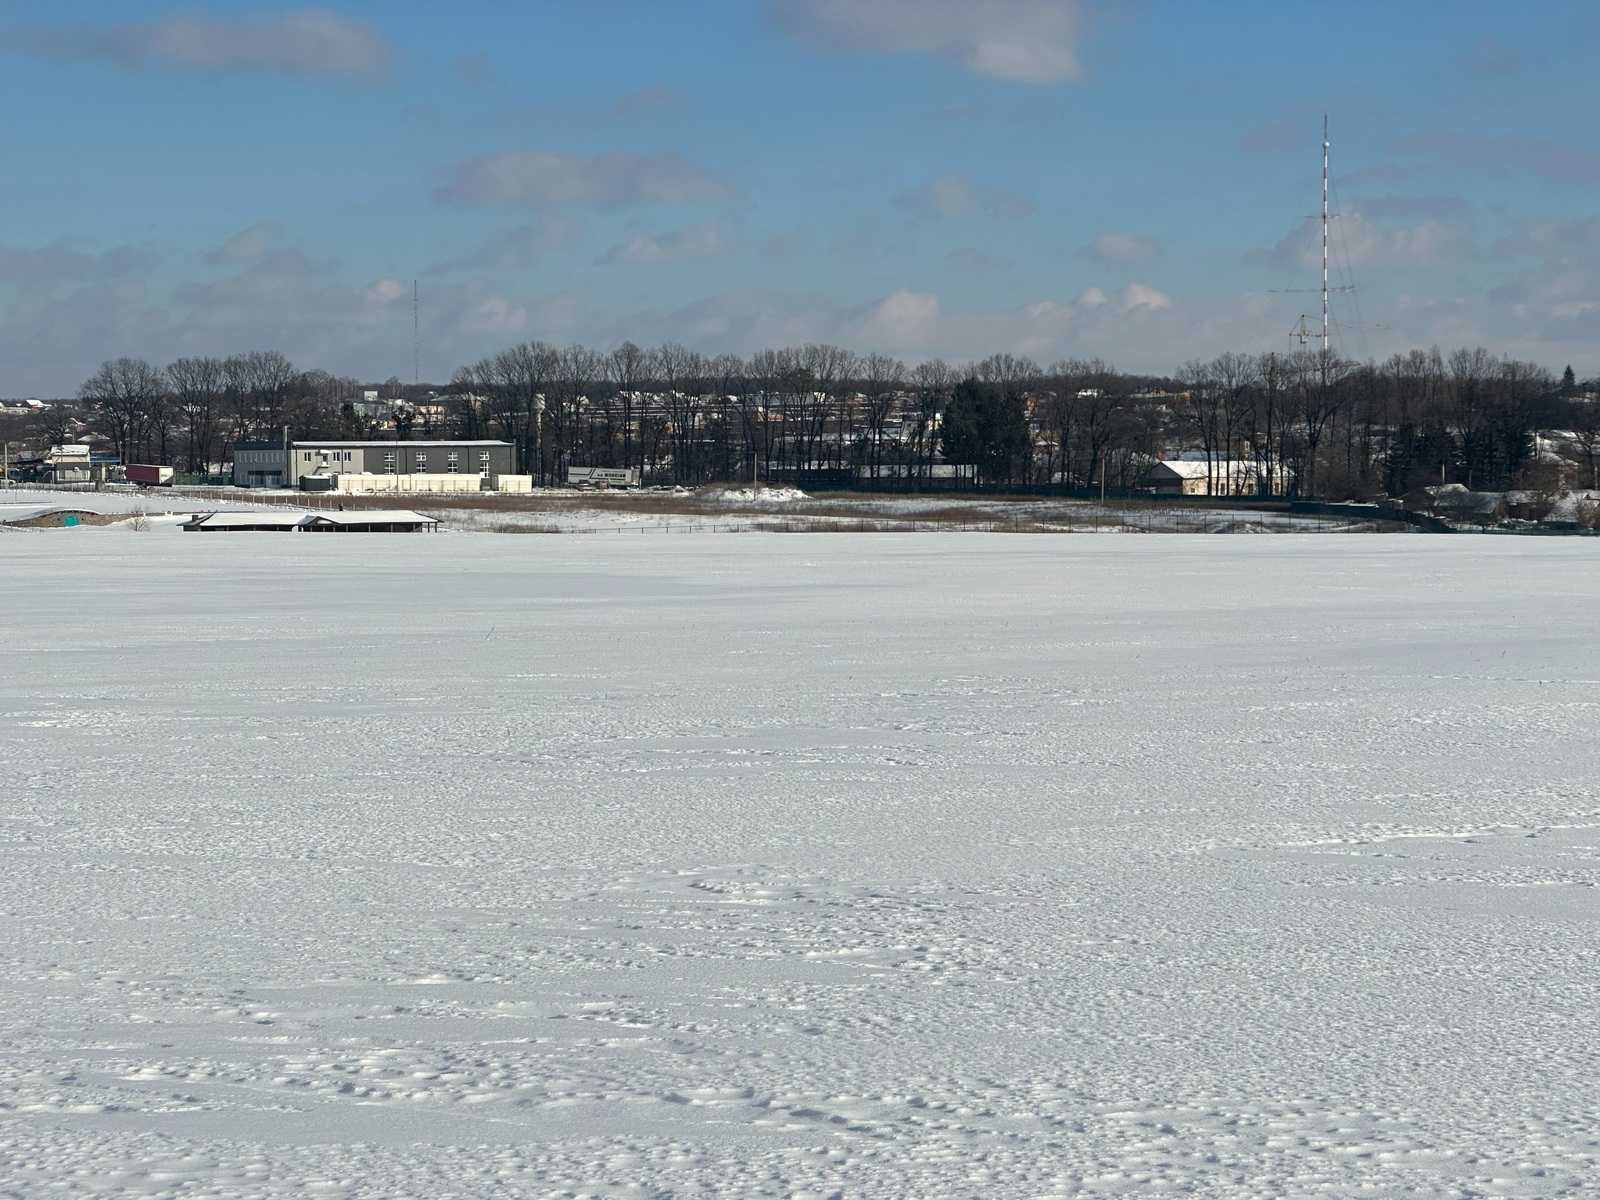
[55,341,1599,497]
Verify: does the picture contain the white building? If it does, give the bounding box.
[1141,459,1289,497]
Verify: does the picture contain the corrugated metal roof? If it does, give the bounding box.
[302,510,438,526]
[186,511,305,528]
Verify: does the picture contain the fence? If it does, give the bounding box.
[475,509,1389,536]
[19,481,344,511]
[12,481,1416,535]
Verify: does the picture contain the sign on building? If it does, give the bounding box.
[567,466,640,488]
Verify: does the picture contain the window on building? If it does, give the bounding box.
[446,451,459,473]
[479,450,490,469]
[383,452,396,474]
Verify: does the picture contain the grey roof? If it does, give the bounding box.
[184,509,437,529]
[302,510,438,526]
[186,511,305,528]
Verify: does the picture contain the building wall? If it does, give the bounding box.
[334,472,484,494]
[1146,464,1289,497]
[235,442,515,486]
[294,442,513,479]
[234,447,287,487]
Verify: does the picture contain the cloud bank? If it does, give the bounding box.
[771,0,1085,84]
[15,8,394,79]
[434,151,734,208]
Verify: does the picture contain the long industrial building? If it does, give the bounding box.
[231,440,515,488]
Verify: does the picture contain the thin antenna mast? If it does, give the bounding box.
[1322,114,1330,360]
[412,279,420,388]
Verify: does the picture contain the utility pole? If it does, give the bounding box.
[412,279,420,389]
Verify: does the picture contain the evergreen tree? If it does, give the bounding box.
[1561,365,1577,395]
[941,377,1030,485]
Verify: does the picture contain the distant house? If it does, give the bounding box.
[1141,459,1285,497]
[1414,483,1507,526]
[41,444,117,485]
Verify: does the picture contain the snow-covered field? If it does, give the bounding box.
[0,487,281,520]
[435,494,1376,535]
[3,486,1376,535]
[2,534,1597,1197]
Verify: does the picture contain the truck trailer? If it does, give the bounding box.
[126,464,175,488]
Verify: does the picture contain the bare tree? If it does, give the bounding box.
[1253,352,1291,496]
[707,353,746,480]
[552,345,599,481]
[1213,352,1259,494]
[654,343,707,483]
[445,368,488,441]
[909,359,953,481]
[167,356,225,474]
[860,353,905,479]
[606,341,649,473]
[80,357,165,463]
[745,349,785,479]
[1569,395,1600,490]
[1177,359,1221,490]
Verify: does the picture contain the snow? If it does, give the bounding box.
[0,504,71,523]
[700,484,811,504]
[184,511,307,529]
[0,487,281,516]
[2,534,1597,1197]
[436,494,1377,535]
[302,509,437,527]
[1547,490,1600,523]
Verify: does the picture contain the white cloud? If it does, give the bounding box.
[862,288,942,345]
[600,222,724,265]
[1259,211,1465,269]
[1492,217,1600,263]
[364,278,407,305]
[715,282,1181,363]
[429,219,579,275]
[771,0,1084,84]
[1121,282,1171,312]
[609,84,684,118]
[205,223,280,265]
[1391,130,1600,187]
[434,150,733,208]
[462,296,529,335]
[1086,232,1160,262]
[894,174,1034,220]
[17,8,393,79]
[0,239,156,286]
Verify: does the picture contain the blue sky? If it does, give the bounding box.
[3,0,1598,394]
